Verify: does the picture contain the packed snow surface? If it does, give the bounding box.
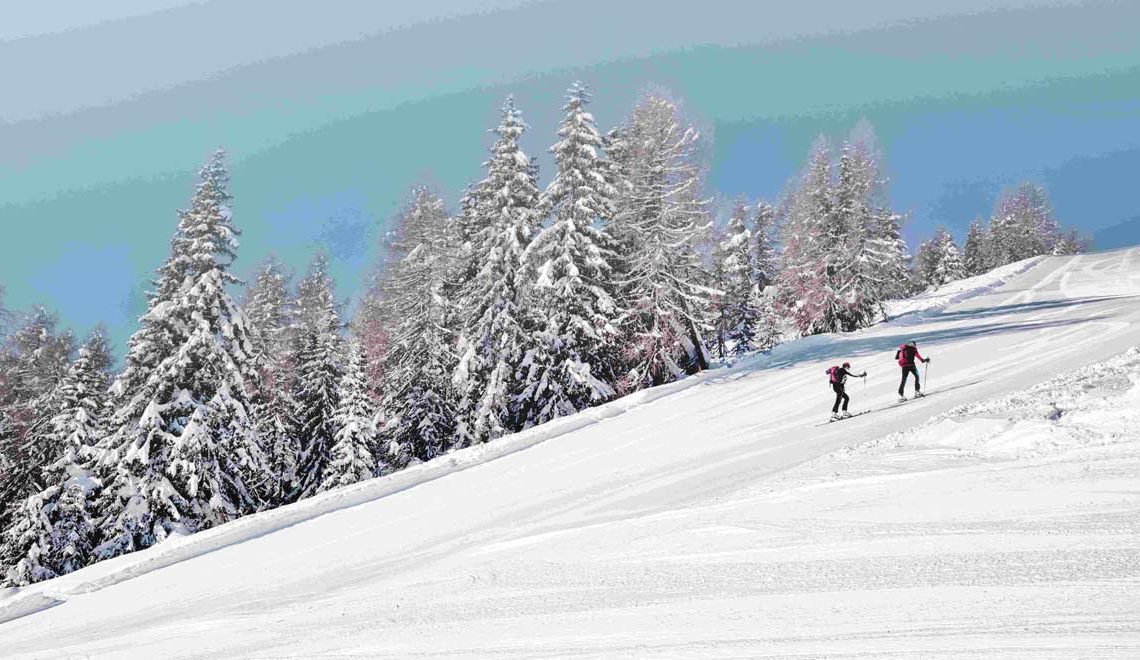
[3,249,1140,658]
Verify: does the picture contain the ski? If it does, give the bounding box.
[816,409,872,426]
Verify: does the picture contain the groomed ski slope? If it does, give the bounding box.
[3,248,1140,658]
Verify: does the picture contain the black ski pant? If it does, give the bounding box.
[831,382,849,413]
[898,365,921,396]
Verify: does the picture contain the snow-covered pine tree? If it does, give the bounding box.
[319,342,377,492]
[96,150,266,558]
[1053,228,1089,256]
[867,209,912,303]
[517,82,623,422]
[608,94,716,390]
[602,124,639,284]
[290,253,343,501]
[775,138,852,335]
[753,201,779,291]
[916,227,966,289]
[833,129,881,328]
[962,219,990,276]
[914,237,935,288]
[753,290,783,353]
[0,329,111,586]
[374,187,458,465]
[836,122,910,326]
[988,182,1063,266]
[351,293,390,403]
[0,308,75,530]
[710,199,761,359]
[452,96,541,445]
[243,257,298,506]
[932,229,966,286]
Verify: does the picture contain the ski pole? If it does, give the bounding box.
[924,361,930,392]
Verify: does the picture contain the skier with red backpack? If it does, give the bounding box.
[895,340,931,402]
[826,362,866,421]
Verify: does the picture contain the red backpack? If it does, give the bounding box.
[826,366,842,384]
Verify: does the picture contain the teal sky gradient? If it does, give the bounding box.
[1,0,1138,353]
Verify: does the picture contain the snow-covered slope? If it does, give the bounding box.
[3,249,1140,658]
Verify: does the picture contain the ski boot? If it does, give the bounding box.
[897,396,907,403]
[914,391,925,398]
[840,411,852,419]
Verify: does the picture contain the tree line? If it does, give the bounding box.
[0,83,1085,586]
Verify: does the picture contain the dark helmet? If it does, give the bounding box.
[907,340,917,347]
[842,361,851,368]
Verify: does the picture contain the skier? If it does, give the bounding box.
[826,361,866,421]
[895,340,931,402]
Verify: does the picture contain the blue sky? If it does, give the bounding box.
[1,0,1138,353]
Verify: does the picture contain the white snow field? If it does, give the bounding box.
[3,248,1140,659]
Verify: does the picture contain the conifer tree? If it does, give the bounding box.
[753,292,783,353]
[518,82,623,422]
[776,138,850,335]
[916,227,966,289]
[96,150,266,558]
[452,97,541,445]
[837,123,909,324]
[988,182,1063,266]
[1,329,111,585]
[0,308,75,529]
[753,201,779,291]
[962,219,990,276]
[776,125,906,335]
[244,257,297,505]
[290,253,343,501]
[711,200,761,359]
[933,233,966,286]
[320,343,377,492]
[608,95,716,389]
[375,188,458,464]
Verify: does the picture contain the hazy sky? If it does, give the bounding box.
[2,0,1138,354]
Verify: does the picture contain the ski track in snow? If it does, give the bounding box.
[3,249,1140,658]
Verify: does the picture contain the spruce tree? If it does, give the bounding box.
[1,329,111,585]
[753,292,783,353]
[375,188,458,464]
[96,150,266,558]
[608,95,715,390]
[0,308,75,529]
[452,97,541,445]
[711,199,761,359]
[916,227,966,289]
[753,201,779,291]
[962,219,989,276]
[988,182,1063,266]
[290,253,343,501]
[776,138,850,335]
[933,231,967,286]
[837,123,909,325]
[518,82,622,422]
[244,257,298,506]
[319,343,377,492]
